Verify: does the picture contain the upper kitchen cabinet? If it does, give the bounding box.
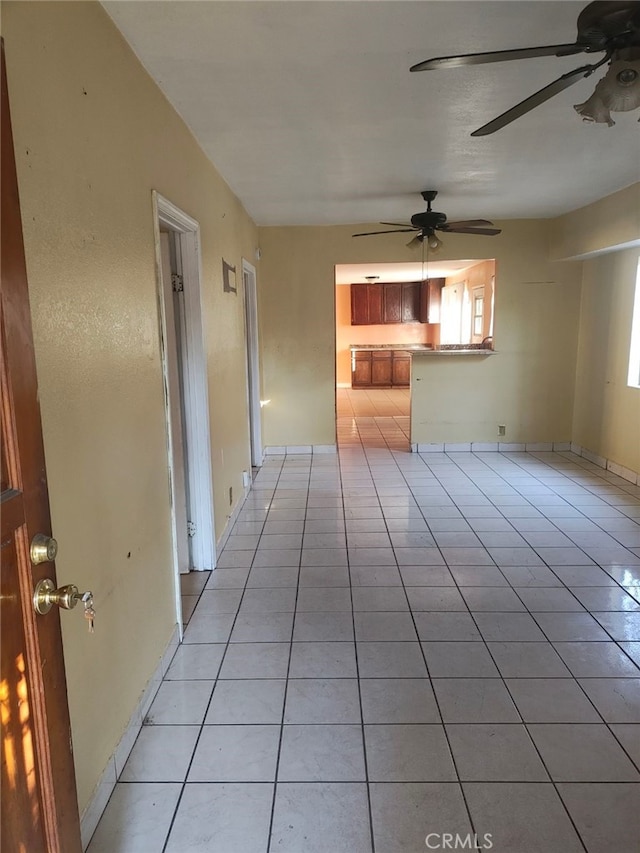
[420,278,444,324]
[351,283,383,325]
[351,281,432,325]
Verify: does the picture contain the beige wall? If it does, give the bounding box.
[4,1,258,813]
[549,183,640,261]
[572,247,640,473]
[259,222,583,447]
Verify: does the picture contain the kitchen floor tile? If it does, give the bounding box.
[270,783,371,853]
[432,679,521,723]
[165,783,273,853]
[359,678,440,723]
[357,642,428,678]
[487,641,571,678]
[205,679,286,724]
[188,725,280,781]
[406,586,467,611]
[292,611,354,642]
[120,726,199,782]
[557,783,640,853]
[284,679,361,724]
[144,680,213,725]
[165,643,225,680]
[552,641,640,677]
[577,678,640,722]
[421,642,500,678]
[219,643,290,679]
[413,612,482,641]
[463,783,584,853]
[446,723,549,781]
[289,641,357,678]
[505,678,602,723]
[527,724,639,781]
[87,783,181,853]
[352,586,409,611]
[369,783,471,853]
[364,724,456,781]
[278,724,366,781]
[354,611,417,641]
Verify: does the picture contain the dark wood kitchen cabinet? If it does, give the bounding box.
[392,350,411,386]
[352,350,373,386]
[351,283,383,325]
[419,278,444,323]
[351,281,425,325]
[351,349,411,388]
[371,350,393,386]
[402,282,421,322]
[383,284,402,324]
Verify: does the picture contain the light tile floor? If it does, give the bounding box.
[89,391,640,852]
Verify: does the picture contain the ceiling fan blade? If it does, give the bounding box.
[470,60,604,136]
[445,219,495,228]
[410,43,586,72]
[440,226,502,236]
[380,222,414,228]
[352,229,417,237]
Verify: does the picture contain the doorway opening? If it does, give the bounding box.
[242,259,263,470]
[152,192,216,631]
[334,259,496,451]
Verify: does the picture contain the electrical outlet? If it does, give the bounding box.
[498,425,506,436]
[229,486,233,505]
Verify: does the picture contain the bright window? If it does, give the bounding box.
[628,260,640,389]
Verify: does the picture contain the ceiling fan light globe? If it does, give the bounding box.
[574,58,640,124]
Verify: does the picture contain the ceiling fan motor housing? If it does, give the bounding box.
[410,210,447,228]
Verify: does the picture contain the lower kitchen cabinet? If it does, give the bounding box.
[371,351,393,385]
[352,350,372,386]
[351,349,411,388]
[392,351,411,386]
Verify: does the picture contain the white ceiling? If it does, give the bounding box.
[335,259,476,285]
[102,1,640,227]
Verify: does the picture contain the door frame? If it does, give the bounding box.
[151,192,216,600]
[241,258,263,467]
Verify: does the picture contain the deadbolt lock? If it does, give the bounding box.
[30,533,58,565]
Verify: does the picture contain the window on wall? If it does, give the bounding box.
[628,259,640,389]
[438,260,496,346]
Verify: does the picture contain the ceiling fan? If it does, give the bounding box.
[352,190,501,249]
[410,1,640,135]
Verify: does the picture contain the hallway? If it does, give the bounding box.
[88,394,640,852]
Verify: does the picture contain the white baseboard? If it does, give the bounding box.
[264,444,337,455]
[216,480,252,553]
[80,626,180,849]
[409,440,638,485]
[569,443,639,486]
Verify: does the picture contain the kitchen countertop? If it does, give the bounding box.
[350,344,434,351]
[351,344,495,355]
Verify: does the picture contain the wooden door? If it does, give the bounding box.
[1,40,82,853]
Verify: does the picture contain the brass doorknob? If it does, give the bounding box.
[30,533,58,565]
